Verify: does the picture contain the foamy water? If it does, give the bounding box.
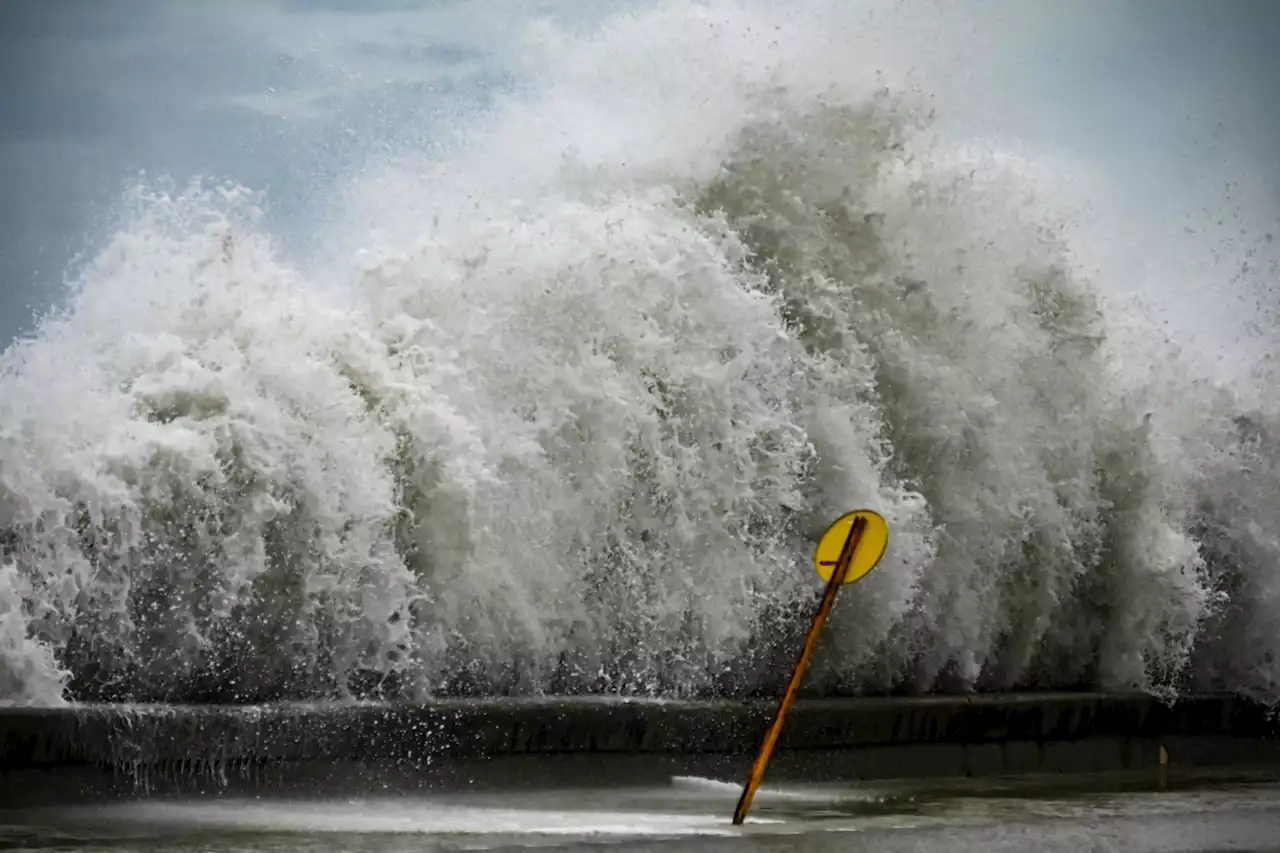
[10,777,1280,851]
[1,0,1278,705]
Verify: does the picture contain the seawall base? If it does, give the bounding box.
[2,693,1277,807]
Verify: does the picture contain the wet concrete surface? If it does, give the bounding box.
[5,771,1280,852]
[5,694,1279,850]
[5,693,1279,793]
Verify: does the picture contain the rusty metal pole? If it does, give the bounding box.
[731,515,867,826]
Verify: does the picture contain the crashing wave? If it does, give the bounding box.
[1,6,1277,706]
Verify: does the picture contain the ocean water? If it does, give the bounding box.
[7,775,1280,852]
[1,0,1279,706]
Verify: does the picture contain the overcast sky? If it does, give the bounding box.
[2,0,1278,355]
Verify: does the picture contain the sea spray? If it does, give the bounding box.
[1,0,1277,705]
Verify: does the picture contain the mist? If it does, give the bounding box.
[1,0,1278,363]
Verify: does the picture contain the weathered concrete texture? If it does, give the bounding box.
[2,692,1275,772]
[2,692,1278,808]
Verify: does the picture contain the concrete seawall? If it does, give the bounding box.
[3,693,1279,805]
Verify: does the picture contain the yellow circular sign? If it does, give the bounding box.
[813,509,889,584]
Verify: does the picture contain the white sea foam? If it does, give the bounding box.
[1,0,1276,705]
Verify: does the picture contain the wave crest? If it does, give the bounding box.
[1,85,1276,705]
